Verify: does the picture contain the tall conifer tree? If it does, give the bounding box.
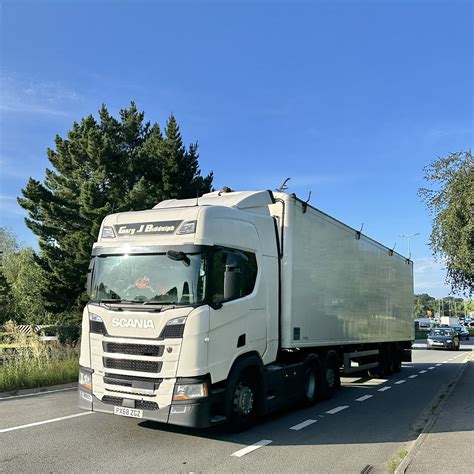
[18,103,213,314]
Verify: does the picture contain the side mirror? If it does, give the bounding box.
[167,250,190,266]
[86,259,94,296]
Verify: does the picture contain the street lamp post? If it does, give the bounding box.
[399,232,420,260]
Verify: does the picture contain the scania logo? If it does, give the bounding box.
[111,318,154,329]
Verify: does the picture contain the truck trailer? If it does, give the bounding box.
[78,190,414,429]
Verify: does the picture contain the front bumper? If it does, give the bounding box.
[427,340,454,349]
[78,386,212,428]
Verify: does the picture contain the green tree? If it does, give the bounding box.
[419,150,474,295]
[0,227,50,324]
[18,103,213,314]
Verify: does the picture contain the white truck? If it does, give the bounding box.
[78,190,414,429]
[440,316,460,327]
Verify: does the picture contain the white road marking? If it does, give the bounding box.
[435,363,442,366]
[442,360,449,363]
[419,370,427,374]
[0,412,93,434]
[231,440,273,457]
[290,419,317,431]
[394,380,406,384]
[0,387,76,401]
[355,395,373,402]
[378,386,391,392]
[408,375,418,379]
[326,405,349,414]
[428,367,435,370]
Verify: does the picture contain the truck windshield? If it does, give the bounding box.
[90,253,206,305]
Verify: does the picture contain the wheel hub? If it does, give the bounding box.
[234,383,254,415]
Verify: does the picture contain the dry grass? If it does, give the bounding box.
[0,322,79,393]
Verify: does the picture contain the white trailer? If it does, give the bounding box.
[79,190,414,429]
[440,316,460,326]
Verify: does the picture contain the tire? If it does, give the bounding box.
[321,352,341,400]
[226,370,260,431]
[392,349,402,373]
[302,358,322,405]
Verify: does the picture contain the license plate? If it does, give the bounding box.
[113,406,143,418]
[432,342,443,345]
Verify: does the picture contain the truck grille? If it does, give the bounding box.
[103,358,162,373]
[104,373,162,388]
[103,342,164,357]
[101,395,159,411]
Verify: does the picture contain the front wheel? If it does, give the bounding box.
[302,360,321,405]
[226,373,259,431]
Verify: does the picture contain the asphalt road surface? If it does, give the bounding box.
[1,340,472,473]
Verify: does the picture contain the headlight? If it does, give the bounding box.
[446,339,453,343]
[173,383,208,401]
[167,316,187,326]
[89,313,106,335]
[79,370,93,390]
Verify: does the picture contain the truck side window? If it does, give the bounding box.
[211,248,257,305]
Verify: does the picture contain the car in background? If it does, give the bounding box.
[426,328,460,351]
[452,325,470,341]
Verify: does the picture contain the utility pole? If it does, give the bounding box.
[399,232,420,260]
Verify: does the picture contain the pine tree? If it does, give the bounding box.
[18,103,213,314]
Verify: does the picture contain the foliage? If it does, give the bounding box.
[18,103,213,314]
[419,151,474,295]
[0,228,51,324]
[0,322,79,392]
[414,293,465,318]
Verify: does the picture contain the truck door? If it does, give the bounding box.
[207,248,266,382]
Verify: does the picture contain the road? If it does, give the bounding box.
[1,340,472,473]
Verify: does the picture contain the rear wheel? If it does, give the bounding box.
[321,352,341,399]
[302,358,321,405]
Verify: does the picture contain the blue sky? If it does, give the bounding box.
[0,0,472,297]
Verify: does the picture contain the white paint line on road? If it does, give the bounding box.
[0,412,94,434]
[231,440,273,457]
[394,380,406,385]
[0,387,76,401]
[290,419,317,431]
[419,370,427,374]
[408,375,418,379]
[442,360,449,363]
[428,367,435,370]
[318,415,325,418]
[355,395,373,402]
[378,386,391,392]
[435,363,442,366]
[326,405,349,415]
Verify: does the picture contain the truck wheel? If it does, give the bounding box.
[321,352,341,399]
[226,371,259,431]
[303,359,321,405]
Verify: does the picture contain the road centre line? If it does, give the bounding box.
[0,412,94,434]
[290,419,317,430]
[355,395,373,402]
[0,387,76,401]
[231,440,273,457]
[326,405,349,414]
[408,375,418,379]
[419,370,427,373]
[394,380,406,384]
[378,386,391,392]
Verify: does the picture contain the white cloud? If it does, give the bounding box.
[0,195,26,217]
[0,76,82,117]
[413,256,453,296]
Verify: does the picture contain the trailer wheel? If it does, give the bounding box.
[226,370,260,431]
[321,352,341,399]
[303,358,321,405]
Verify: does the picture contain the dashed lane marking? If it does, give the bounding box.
[290,419,317,431]
[231,440,273,457]
[326,405,349,414]
[428,367,435,370]
[436,363,442,366]
[419,370,427,374]
[378,386,391,392]
[408,375,418,379]
[394,380,406,384]
[355,395,373,402]
[0,412,94,434]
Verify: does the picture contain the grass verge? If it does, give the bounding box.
[388,449,408,473]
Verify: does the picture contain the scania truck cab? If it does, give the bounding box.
[79,190,280,428]
[79,189,413,429]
